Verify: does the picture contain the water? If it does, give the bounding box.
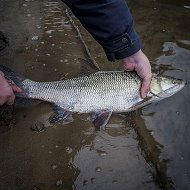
[0,0,190,189]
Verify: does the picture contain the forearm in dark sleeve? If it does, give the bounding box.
[63,0,141,61]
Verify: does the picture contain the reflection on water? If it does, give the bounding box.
[0,0,190,189]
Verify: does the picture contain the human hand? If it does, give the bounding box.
[0,71,22,105]
[123,49,152,98]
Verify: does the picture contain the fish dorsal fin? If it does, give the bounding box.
[78,58,99,76]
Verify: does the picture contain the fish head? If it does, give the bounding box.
[150,74,185,99]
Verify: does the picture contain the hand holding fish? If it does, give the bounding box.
[0,71,21,105]
[123,50,152,98]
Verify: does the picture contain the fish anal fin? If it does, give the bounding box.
[91,110,112,130]
[50,104,70,123]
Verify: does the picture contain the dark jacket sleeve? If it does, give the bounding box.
[63,0,141,61]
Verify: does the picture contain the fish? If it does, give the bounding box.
[0,64,185,129]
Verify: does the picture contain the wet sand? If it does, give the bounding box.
[0,0,190,189]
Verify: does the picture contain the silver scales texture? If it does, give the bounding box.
[22,71,142,113]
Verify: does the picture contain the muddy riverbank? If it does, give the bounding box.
[0,0,190,190]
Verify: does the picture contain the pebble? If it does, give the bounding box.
[56,180,63,186]
[95,167,101,172]
[100,152,107,156]
[83,180,88,186]
[184,5,190,9]
[66,147,72,154]
[46,30,54,34]
[32,36,39,41]
[52,164,58,170]
[30,122,45,132]
[36,25,41,29]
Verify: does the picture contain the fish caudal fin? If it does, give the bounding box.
[0,65,25,89]
[91,110,113,130]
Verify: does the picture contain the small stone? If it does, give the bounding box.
[56,180,63,186]
[66,147,72,154]
[27,14,31,17]
[42,64,46,67]
[95,167,101,172]
[33,185,40,190]
[83,180,88,186]
[32,36,39,41]
[52,164,58,170]
[36,25,41,29]
[49,151,52,154]
[100,152,107,156]
[46,30,54,34]
[30,122,45,132]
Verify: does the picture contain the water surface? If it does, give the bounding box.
[0,0,190,189]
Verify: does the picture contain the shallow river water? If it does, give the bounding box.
[0,0,190,190]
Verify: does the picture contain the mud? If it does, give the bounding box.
[0,0,190,190]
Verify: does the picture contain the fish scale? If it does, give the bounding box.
[22,71,142,112]
[0,63,184,117]
[0,64,185,128]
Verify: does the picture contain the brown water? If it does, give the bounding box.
[0,0,190,189]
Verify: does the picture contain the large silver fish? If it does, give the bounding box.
[0,65,185,129]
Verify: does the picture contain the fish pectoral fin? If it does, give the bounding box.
[49,104,70,123]
[91,110,113,130]
[130,96,153,110]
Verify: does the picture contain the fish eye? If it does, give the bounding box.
[172,80,177,84]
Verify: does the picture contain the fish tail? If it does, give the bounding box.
[0,65,27,97]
